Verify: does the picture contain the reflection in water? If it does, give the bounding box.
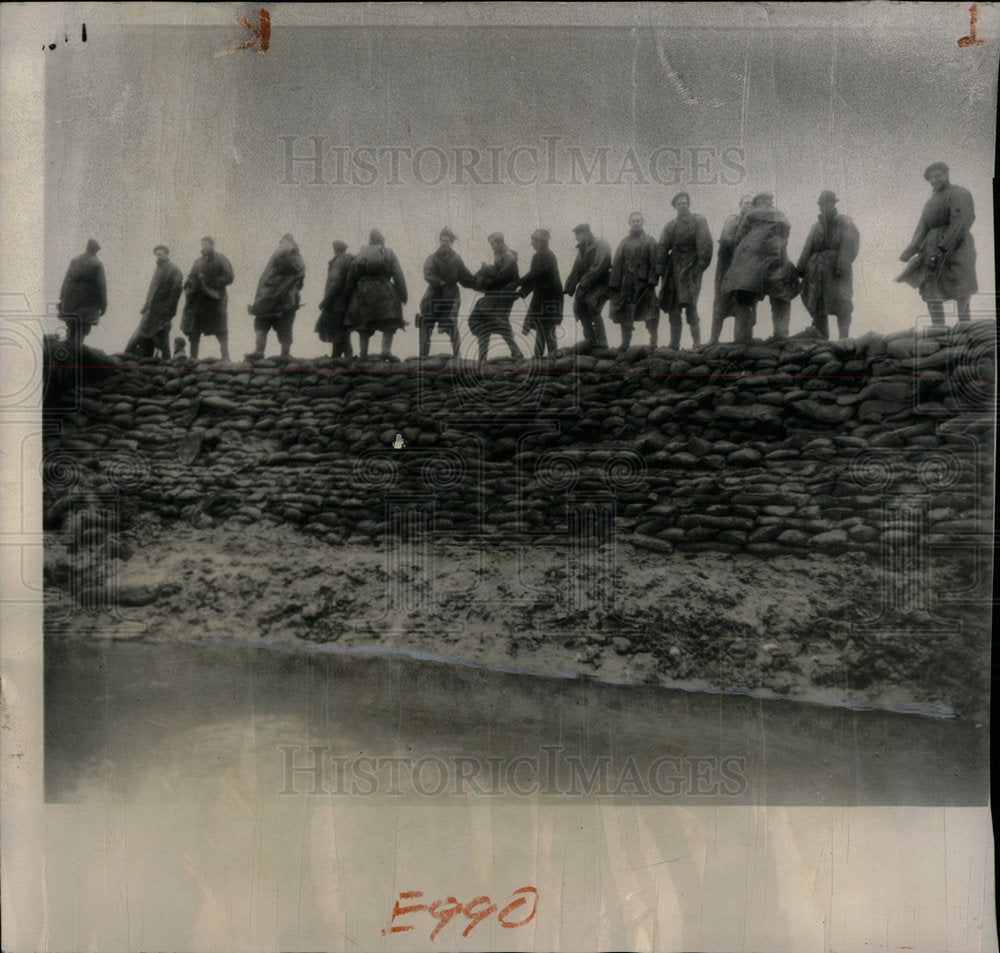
[46,637,985,806]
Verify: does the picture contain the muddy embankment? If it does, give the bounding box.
[42,322,995,721]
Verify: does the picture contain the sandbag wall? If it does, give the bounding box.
[43,321,995,557]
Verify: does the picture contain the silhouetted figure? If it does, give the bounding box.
[610,212,660,351]
[564,223,611,349]
[418,228,474,359]
[897,162,978,325]
[181,237,233,361]
[247,233,305,359]
[125,245,183,360]
[344,229,408,361]
[722,192,800,343]
[518,229,563,360]
[658,192,713,349]
[315,241,355,358]
[58,239,107,346]
[469,232,523,365]
[710,195,754,344]
[796,191,860,340]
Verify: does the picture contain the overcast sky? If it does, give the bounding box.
[44,5,997,358]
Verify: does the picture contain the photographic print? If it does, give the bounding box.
[1,3,996,951]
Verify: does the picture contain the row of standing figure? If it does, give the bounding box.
[56,161,977,360]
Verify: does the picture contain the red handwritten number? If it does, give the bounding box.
[958,3,985,47]
[386,887,536,940]
[427,898,464,942]
[462,896,499,937]
[237,9,271,52]
[498,886,539,928]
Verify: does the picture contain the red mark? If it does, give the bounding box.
[382,890,426,935]
[236,9,270,52]
[958,4,985,47]
[383,887,537,942]
[498,886,539,928]
[428,898,464,941]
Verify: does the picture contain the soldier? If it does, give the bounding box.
[897,162,978,325]
[344,229,408,361]
[181,237,234,361]
[518,229,563,360]
[709,195,754,344]
[721,193,800,344]
[315,240,355,359]
[246,233,306,360]
[125,245,184,360]
[58,239,107,346]
[609,212,661,352]
[469,232,523,365]
[564,223,611,350]
[657,192,713,349]
[417,228,475,360]
[796,191,860,340]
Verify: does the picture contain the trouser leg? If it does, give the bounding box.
[189,333,200,359]
[218,334,230,362]
[359,331,371,358]
[478,334,489,366]
[687,304,701,347]
[668,311,682,349]
[448,324,460,357]
[593,313,608,348]
[620,321,632,350]
[419,323,431,358]
[648,316,659,351]
[381,331,394,357]
[500,322,521,358]
[771,298,790,339]
[956,297,971,322]
[544,324,558,355]
[811,311,830,339]
[709,310,724,345]
[927,301,946,325]
[156,328,170,358]
[733,294,755,345]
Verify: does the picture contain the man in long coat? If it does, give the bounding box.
[796,191,860,340]
[125,245,184,359]
[247,233,306,359]
[417,228,475,359]
[315,241,354,358]
[897,161,977,324]
[721,192,800,343]
[181,237,234,361]
[518,229,563,360]
[469,232,523,365]
[609,212,661,351]
[344,229,408,361]
[59,239,107,345]
[709,195,753,344]
[657,192,713,349]
[564,223,611,349]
